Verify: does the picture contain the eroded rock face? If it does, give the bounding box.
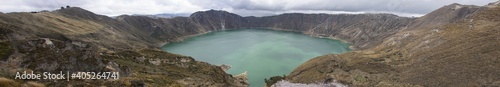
[234,71,249,87]
[6,38,113,74]
[219,64,231,72]
[174,11,415,50]
[0,38,248,86]
[216,64,248,86]
[245,13,414,49]
[0,38,130,86]
[0,26,247,86]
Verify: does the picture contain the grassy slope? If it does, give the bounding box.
[0,8,244,86]
[287,5,500,87]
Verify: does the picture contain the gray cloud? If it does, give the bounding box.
[0,0,496,17]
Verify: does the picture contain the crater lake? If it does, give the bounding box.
[162,29,350,86]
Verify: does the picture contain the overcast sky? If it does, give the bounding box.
[0,0,497,17]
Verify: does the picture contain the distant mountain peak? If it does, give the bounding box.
[131,13,191,19]
[189,9,240,18]
[53,7,108,20]
[191,10,230,15]
[56,7,95,14]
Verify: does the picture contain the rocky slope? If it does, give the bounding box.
[0,7,414,86]
[0,7,248,86]
[285,3,500,87]
[114,9,416,50]
[245,13,413,49]
[0,34,249,87]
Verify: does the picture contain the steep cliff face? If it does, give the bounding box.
[246,13,414,49]
[286,3,500,87]
[115,9,415,50]
[190,10,249,31]
[147,10,415,49]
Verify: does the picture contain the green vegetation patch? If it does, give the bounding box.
[354,75,367,82]
[0,42,13,61]
[265,75,286,86]
[102,49,233,86]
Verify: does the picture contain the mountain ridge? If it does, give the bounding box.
[0,2,498,86]
[285,3,500,87]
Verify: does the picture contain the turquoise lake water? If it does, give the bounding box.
[161,29,350,86]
